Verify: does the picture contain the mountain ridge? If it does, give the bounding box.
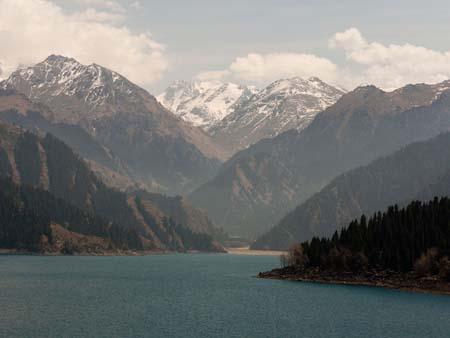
[209,77,345,152]
[158,80,257,131]
[159,77,345,153]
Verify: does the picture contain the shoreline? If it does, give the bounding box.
[0,247,284,257]
[258,267,450,296]
[226,246,286,256]
[0,249,222,256]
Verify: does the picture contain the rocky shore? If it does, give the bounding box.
[258,266,450,295]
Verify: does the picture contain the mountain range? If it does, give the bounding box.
[209,77,345,153]
[159,77,344,153]
[1,55,227,195]
[4,54,450,253]
[157,80,256,131]
[190,81,450,238]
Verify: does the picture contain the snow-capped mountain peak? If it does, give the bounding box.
[260,77,343,107]
[210,77,346,152]
[158,80,257,130]
[1,55,155,123]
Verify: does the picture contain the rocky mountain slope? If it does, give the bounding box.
[0,89,136,190]
[0,121,224,252]
[190,81,450,238]
[158,80,256,131]
[133,190,224,236]
[210,77,345,152]
[252,132,450,250]
[1,55,227,194]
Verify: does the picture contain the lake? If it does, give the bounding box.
[1,254,450,338]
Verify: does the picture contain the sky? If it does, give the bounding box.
[2,0,450,93]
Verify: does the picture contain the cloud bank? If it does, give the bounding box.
[0,0,168,86]
[330,28,450,90]
[1,2,450,93]
[228,53,338,84]
[199,28,450,90]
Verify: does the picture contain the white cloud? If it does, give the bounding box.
[329,28,366,51]
[197,28,450,90]
[330,27,450,90]
[0,0,168,86]
[199,53,338,85]
[228,53,338,84]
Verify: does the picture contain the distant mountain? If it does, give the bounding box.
[157,80,256,131]
[252,132,450,250]
[159,77,344,153]
[190,81,450,238]
[1,55,228,194]
[210,77,345,152]
[0,121,224,252]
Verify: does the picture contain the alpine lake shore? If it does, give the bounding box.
[258,266,450,296]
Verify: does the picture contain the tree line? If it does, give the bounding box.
[282,197,450,280]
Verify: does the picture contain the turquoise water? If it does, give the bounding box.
[1,254,450,338]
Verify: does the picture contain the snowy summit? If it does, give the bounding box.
[157,80,257,130]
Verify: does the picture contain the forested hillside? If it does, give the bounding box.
[0,177,141,252]
[0,122,224,253]
[278,197,450,276]
[253,132,450,250]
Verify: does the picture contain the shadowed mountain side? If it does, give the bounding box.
[0,176,141,253]
[252,133,450,250]
[0,121,224,252]
[0,89,140,190]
